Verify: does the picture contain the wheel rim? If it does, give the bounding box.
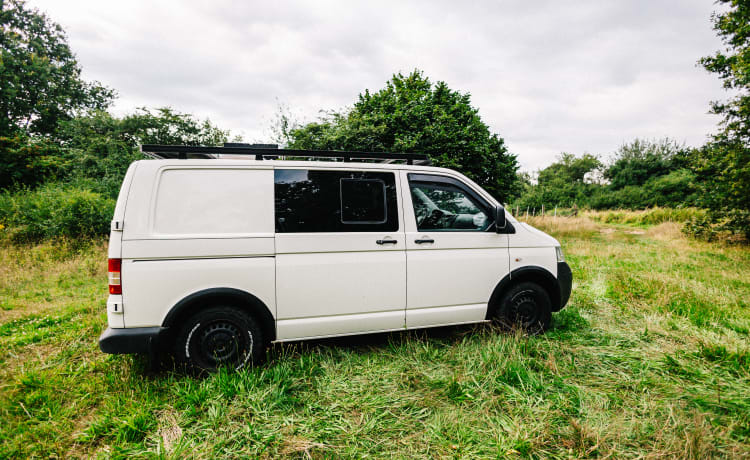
[192,319,249,368]
[508,289,541,329]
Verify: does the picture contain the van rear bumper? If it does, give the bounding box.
[99,327,164,354]
[555,261,573,311]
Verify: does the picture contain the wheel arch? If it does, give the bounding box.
[162,288,276,342]
[486,266,561,319]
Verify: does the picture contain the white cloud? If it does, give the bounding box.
[27,0,727,170]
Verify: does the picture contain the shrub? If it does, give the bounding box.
[588,207,706,226]
[0,184,114,241]
[683,215,718,242]
[0,135,67,190]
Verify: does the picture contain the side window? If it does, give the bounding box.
[340,178,387,224]
[275,169,398,233]
[408,176,491,232]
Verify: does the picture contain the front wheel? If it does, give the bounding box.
[174,306,264,372]
[493,282,552,334]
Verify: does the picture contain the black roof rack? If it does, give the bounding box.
[140,144,431,165]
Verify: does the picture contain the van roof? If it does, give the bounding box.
[141,144,432,165]
[135,158,455,174]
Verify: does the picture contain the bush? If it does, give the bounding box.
[589,207,706,226]
[682,215,718,242]
[0,184,114,241]
[0,135,67,190]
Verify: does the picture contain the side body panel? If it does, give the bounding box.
[119,162,276,328]
[507,223,559,277]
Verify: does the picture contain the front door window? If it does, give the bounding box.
[409,181,490,232]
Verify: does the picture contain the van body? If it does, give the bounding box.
[99,157,572,370]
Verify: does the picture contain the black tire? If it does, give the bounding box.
[174,306,264,372]
[493,282,552,334]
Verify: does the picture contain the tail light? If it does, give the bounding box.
[108,258,122,295]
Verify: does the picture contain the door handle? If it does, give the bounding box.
[376,239,398,245]
[415,238,435,244]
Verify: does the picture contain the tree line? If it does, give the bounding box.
[0,0,747,240]
[514,138,697,211]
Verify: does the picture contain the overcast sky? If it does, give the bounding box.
[28,0,728,171]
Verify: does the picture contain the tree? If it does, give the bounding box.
[0,0,114,136]
[694,0,750,237]
[0,133,65,189]
[284,70,520,201]
[515,152,602,209]
[605,138,691,189]
[538,152,602,186]
[54,108,232,197]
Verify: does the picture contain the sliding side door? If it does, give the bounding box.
[274,168,406,341]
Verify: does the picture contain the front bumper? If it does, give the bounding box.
[555,261,573,311]
[99,327,164,354]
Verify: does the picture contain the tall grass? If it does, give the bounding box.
[0,219,748,457]
[585,207,706,226]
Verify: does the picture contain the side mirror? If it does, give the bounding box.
[495,204,506,233]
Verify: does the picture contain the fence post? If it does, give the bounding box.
[554,206,557,217]
[541,204,545,217]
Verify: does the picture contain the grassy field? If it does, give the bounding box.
[0,214,748,458]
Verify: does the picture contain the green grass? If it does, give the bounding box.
[0,220,749,458]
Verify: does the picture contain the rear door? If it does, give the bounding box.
[274,168,406,340]
[400,171,510,328]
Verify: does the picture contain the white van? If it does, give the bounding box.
[99,145,572,371]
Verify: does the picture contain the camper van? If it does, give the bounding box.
[99,145,572,371]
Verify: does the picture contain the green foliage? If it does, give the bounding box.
[0,0,114,136]
[538,152,601,185]
[514,139,699,211]
[683,214,719,242]
[54,108,231,198]
[285,70,520,201]
[590,207,706,226]
[0,134,66,190]
[0,183,114,241]
[606,138,690,189]
[692,0,750,238]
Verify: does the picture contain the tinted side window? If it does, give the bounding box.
[340,178,387,224]
[275,169,398,232]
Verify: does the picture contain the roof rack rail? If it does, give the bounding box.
[140,144,431,165]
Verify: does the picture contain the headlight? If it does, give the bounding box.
[555,246,565,262]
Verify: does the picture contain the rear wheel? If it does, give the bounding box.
[174,306,264,372]
[493,282,552,334]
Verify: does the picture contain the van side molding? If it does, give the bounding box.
[162,288,276,341]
